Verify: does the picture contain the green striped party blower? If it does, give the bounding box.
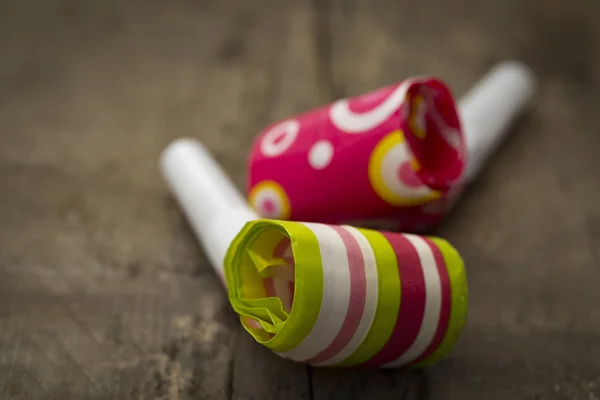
[160,139,467,368]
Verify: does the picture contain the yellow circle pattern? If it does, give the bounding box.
[249,180,292,220]
[368,130,441,207]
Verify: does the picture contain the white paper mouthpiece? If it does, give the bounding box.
[459,61,537,181]
[160,138,258,280]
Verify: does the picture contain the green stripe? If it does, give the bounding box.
[412,237,468,367]
[334,228,401,366]
[224,219,324,353]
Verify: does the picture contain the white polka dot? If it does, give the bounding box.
[260,120,300,157]
[308,140,334,170]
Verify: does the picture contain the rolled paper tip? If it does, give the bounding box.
[160,138,258,280]
[224,219,468,368]
[459,61,537,182]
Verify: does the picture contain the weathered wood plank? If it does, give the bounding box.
[0,0,310,398]
[1,0,600,399]
[0,241,240,399]
[318,0,600,399]
[232,334,311,400]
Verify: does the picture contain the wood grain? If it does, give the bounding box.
[313,0,600,399]
[1,0,599,399]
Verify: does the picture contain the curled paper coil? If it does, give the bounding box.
[224,219,467,368]
[248,78,466,232]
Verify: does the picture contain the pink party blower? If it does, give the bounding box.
[247,62,537,232]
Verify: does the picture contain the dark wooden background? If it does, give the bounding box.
[1,0,599,399]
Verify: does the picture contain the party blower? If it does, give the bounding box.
[247,61,537,232]
[161,139,467,368]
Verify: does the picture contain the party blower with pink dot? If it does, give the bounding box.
[248,62,537,232]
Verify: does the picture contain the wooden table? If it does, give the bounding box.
[1,0,599,399]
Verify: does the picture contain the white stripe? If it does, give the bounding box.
[278,222,351,361]
[382,234,441,368]
[274,277,293,313]
[313,226,379,366]
[329,80,413,134]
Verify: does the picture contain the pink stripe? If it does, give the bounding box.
[362,232,426,367]
[274,237,295,267]
[267,236,295,312]
[264,277,276,297]
[273,237,291,258]
[301,225,367,364]
[408,238,451,365]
